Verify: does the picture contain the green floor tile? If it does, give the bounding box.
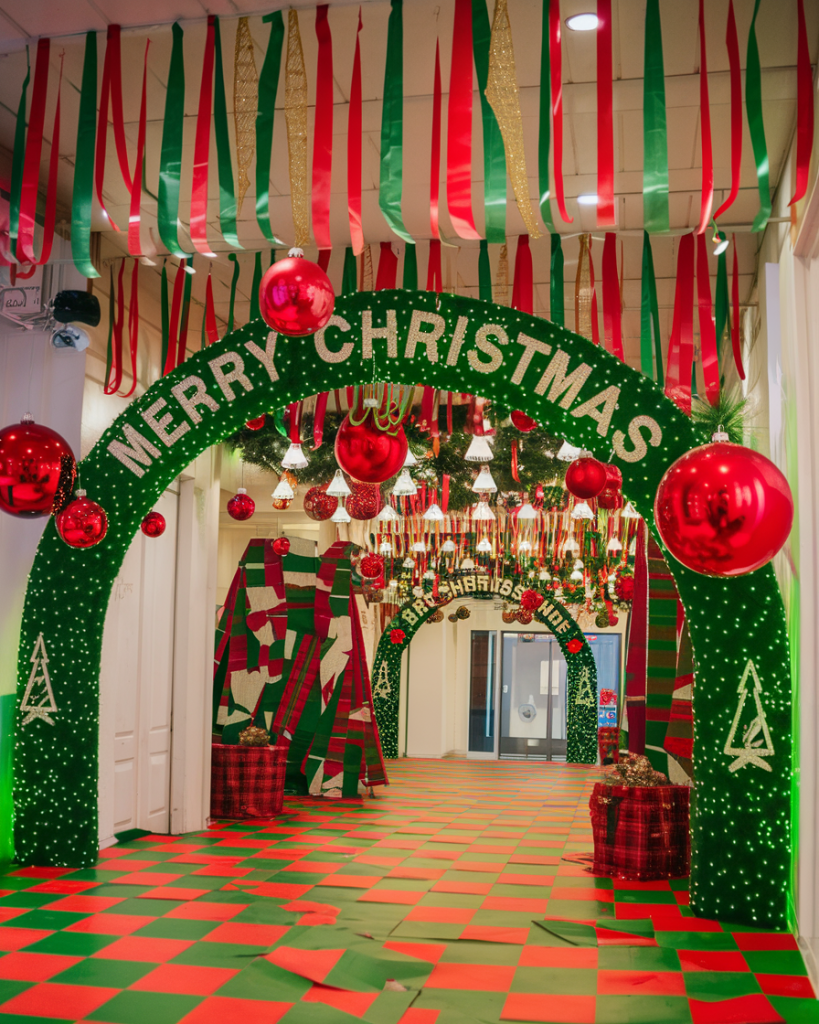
[86,989,202,1024]
[103,898,183,916]
[169,940,269,968]
[597,944,681,971]
[595,994,693,1024]
[26,930,116,956]
[742,949,808,975]
[669,878,691,891]
[0,892,60,909]
[553,874,613,889]
[0,876,39,890]
[232,903,300,924]
[683,970,762,999]
[0,979,32,1003]
[279,1002,362,1024]
[53,957,154,988]
[387,921,464,941]
[0,1015,67,1024]
[133,917,219,940]
[656,931,739,951]
[373,878,433,892]
[488,884,552,899]
[4,908,90,930]
[542,899,613,919]
[469,910,541,929]
[439,941,521,965]
[441,871,501,885]
[411,988,506,1023]
[417,892,485,909]
[511,965,597,994]
[615,889,678,904]
[768,996,819,1023]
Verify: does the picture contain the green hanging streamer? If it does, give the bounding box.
[473,0,507,242]
[642,0,669,234]
[640,230,663,383]
[403,243,418,290]
[250,251,262,321]
[536,1,556,233]
[71,33,99,278]
[212,18,241,249]
[180,261,193,361]
[342,247,358,295]
[273,408,288,437]
[478,240,493,301]
[103,265,115,388]
[157,23,189,258]
[746,0,771,232]
[549,234,564,327]
[256,12,285,246]
[227,253,241,333]
[379,0,414,243]
[160,263,169,370]
[9,49,30,249]
[715,249,729,374]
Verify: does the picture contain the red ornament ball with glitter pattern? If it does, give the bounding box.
[0,415,76,518]
[227,489,255,521]
[259,250,335,337]
[347,480,382,520]
[565,456,608,500]
[140,511,166,538]
[335,415,408,485]
[303,484,338,522]
[55,492,108,548]
[359,553,384,579]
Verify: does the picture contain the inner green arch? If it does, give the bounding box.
[371,578,599,764]
[14,290,793,929]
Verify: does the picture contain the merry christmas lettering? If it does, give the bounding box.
[106,308,662,478]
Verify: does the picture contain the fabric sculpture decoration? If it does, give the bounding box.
[213,538,387,797]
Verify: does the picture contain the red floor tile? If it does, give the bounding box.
[755,973,815,998]
[303,984,379,1015]
[316,875,380,889]
[461,925,529,944]
[689,993,786,1024]
[42,894,124,913]
[181,997,293,1023]
[0,951,83,981]
[481,896,550,913]
[97,859,160,872]
[384,942,447,963]
[549,887,614,902]
[25,879,100,895]
[131,963,240,995]
[0,981,119,1019]
[500,993,596,1023]
[0,926,53,951]
[203,922,289,946]
[139,887,211,901]
[65,913,154,935]
[92,935,194,962]
[678,949,749,972]
[424,963,515,991]
[0,907,29,924]
[10,867,74,879]
[597,969,687,996]
[266,946,344,984]
[405,907,475,924]
[733,932,800,951]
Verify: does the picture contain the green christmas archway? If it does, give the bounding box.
[370,577,599,764]
[14,290,793,929]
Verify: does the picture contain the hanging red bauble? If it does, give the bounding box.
[55,491,108,548]
[335,414,408,485]
[347,480,382,520]
[303,483,338,522]
[0,415,76,518]
[359,553,384,579]
[140,511,166,538]
[271,496,292,511]
[654,437,794,577]
[272,537,291,556]
[614,567,634,603]
[596,464,624,510]
[227,488,255,521]
[520,589,545,612]
[510,410,538,433]
[564,456,608,500]
[258,248,335,337]
[246,414,266,431]
[516,609,534,624]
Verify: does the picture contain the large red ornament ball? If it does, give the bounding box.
[140,511,166,538]
[55,492,108,548]
[227,489,255,521]
[0,415,76,518]
[259,249,335,337]
[520,589,545,612]
[273,537,291,557]
[510,410,538,433]
[359,553,384,579]
[597,464,624,510]
[654,440,794,577]
[613,567,634,603]
[347,480,382,520]
[335,415,408,485]
[303,483,338,522]
[564,456,608,500]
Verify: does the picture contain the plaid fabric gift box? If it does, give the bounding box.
[589,781,690,880]
[210,743,287,819]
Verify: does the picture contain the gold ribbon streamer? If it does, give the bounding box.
[285,10,310,247]
[485,0,542,240]
[575,233,592,339]
[360,243,374,291]
[494,243,509,305]
[233,17,258,217]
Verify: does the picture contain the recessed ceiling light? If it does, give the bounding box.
[566,13,599,31]
[577,193,599,206]
[713,233,730,256]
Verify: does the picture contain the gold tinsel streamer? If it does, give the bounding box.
[285,10,310,248]
[493,243,509,305]
[233,18,258,218]
[575,234,592,340]
[485,0,542,240]
[360,244,374,291]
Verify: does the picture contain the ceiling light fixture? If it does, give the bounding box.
[281,443,309,470]
[464,435,494,462]
[566,12,599,31]
[577,193,599,206]
[272,477,294,500]
[713,230,730,256]
[327,469,352,498]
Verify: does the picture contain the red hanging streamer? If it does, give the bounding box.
[430,39,442,238]
[427,239,443,292]
[288,402,301,444]
[511,235,533,314]
[313,392,329,449]
[190,16,217,257]
[128,40,150,257]
[20,52,62,266]
[713,1,741,222]
[731,237,745,380]
[121,261,140,399]
[447,0,481,239]
[596,0,615,227]
[549,0,572,224]
[94,26,133,232]
[317,249,331,272]
[696,233,719,404]
[511,440,520,483]
[105,261,127,395]
[696,0,713,234]
[204,269,219,344]
[601,233,624,361]
[312,5,333,251]
[164,263,186,376]
[176,269,192,368]
[664,233,695,415]
[589,238,600,348]
[790,0,814,206]
[17,40,50,264]
[348,10,364,255]
[376,242,398,289]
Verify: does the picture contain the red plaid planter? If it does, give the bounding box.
[211,743,287,820]
[589,782,690,880]
[598,727,620,765]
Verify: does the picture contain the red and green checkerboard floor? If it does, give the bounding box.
[0,759,816,1024]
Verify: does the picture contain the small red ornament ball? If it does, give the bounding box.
[655,440,794,577]
[140,511,166,538]
[564,456,608,500]
[359,553,384,579]
[347,481,382,521]
[390,628,406,645]
[335,415,408,485]
[520,589,545,612]
[510,410,538,433]
[259,249,335,337]
[55,492,108,548]
[227,488,255,521]
[246,414,266,431]
[613,568,634,603]
[303,484,338,522]
[272,537,291,557]
[516,609,534,625]
[0,415,76,518]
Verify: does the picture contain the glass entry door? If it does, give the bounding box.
[500,633,567,759]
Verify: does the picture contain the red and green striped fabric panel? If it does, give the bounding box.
[664,610,694,778]
[644,537,680,772]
